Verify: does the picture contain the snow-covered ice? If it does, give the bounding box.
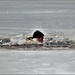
[0,50,75,74]
[0,0,75,74]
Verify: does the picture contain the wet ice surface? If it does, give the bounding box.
[0,50,75,74]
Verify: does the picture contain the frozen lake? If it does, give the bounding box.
[0,0,75,35]
[0,50,75,74]
[0,0,75,74]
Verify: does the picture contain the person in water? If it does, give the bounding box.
[33,30,44,43]
[26,30,44,44]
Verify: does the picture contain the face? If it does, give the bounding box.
[37,36,43,42]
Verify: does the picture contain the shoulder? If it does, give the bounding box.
[25,38,41,44]
[32,38,39,44]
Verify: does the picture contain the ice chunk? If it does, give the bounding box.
[10,34,26,45]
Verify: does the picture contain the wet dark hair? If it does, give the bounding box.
[33,30,44,38]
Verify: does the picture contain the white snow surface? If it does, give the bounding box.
[0,50,75,74]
